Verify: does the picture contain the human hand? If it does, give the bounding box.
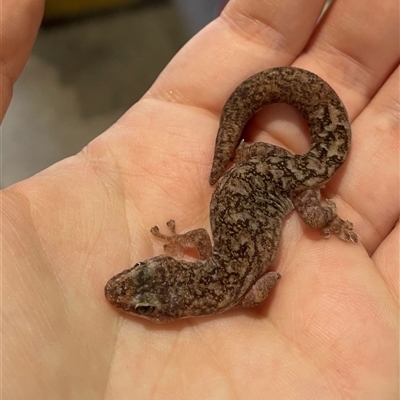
[3,0,398,399]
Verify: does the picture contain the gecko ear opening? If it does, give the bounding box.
[135,304,156,316]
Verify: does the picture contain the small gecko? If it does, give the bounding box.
[105,67,358,323]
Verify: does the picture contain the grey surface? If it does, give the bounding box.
[172,0,224,35]
[2,2,190,188]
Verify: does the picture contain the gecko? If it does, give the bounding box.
[105,67,358,323]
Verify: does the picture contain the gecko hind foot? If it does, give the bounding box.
[293,191,358,244]
[322,216,358,243]
[321,199,358,243]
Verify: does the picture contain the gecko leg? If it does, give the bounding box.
[236,142,358,243]
[242,272,281,307]
[293,189,358,243]
[150,220,213,259]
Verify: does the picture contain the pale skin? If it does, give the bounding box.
[2,0,399,399]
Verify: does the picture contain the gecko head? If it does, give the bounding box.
[104,256,184,323]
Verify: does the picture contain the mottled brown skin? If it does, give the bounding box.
[105,67,358,323]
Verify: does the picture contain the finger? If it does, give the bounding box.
[343,66,399,253]
[289,0,399,157]
[294,0,399,250]
[373,222,400,303]
[0,0,44,121]
[296,0,400,119]
[147,0,328,109]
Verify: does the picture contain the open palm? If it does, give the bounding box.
[3,0,398,399]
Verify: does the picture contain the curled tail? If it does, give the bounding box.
[209,67,351,186]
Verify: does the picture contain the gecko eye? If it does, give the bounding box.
[135,304,156,315]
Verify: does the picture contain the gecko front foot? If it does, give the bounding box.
[150,220,213,259]
[150,220,183,257]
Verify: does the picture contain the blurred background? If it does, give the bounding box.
[2,0,228,187]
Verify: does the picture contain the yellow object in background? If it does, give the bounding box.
[44,0,142,20]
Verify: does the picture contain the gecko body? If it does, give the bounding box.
[105,67,357,323]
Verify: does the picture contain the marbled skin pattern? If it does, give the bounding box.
[105,67,358,323]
